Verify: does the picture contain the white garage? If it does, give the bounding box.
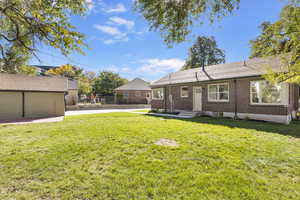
[0,73,68,121]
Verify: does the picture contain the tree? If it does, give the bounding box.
[182,36,225,70]
[250,4,300,84]
[78,71,96,96]
[135,0,240,45]
[45,64,83,80]
[0,0,87,72]
[93,72,128,96]
[18,65,38,75]
[0,43,30,73]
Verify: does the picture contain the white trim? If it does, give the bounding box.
[180,86,189,98]
[151,88,164,100]
[207,83,229,102]
[202,111,291,124]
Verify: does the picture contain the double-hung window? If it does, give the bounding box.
[208,83,229,102]
[152,88,164,100]
[180,86,189,98]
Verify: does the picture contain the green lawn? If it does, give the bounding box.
[0,113,299,200]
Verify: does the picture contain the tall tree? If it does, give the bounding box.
[182,36,225,70]
[93,72,128,96]
[0,0,87,72]
[45,64,83,80]
[78,71,96,96]
[250,4,300,84]
[135,0,240,45]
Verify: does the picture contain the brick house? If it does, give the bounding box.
[114,78,151,104]
[150,56,299,124]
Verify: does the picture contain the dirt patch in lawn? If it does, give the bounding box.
[155,139,178,147]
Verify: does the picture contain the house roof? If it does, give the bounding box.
[151,56,288,87]
[115,78,151,91]
[0,73,68,92]
[32,65,58,71]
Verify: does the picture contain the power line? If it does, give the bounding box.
[34,50,97,70]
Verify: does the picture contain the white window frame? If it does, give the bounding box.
[152,88,164,100]
[250,80,287,106]
[180,86,189,98]
[208,83,230,102]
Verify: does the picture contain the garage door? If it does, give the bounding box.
[0,92,23,120]
[24,92,65,118]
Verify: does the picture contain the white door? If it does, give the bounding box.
[193,87,202,111]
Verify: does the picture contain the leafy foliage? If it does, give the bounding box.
[135,0,240,45]
[93,71,128,96]
[0,43,30,73]
[182,36,225,70]
[250,4,300,84]
[18,65,38,75]
[78,71,96,96]
[46,64,83,80]
[0,0,88,71]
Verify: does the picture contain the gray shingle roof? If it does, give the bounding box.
[115,78,151,91]
[151,56,288,87]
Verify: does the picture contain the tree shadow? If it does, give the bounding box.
[148,115,300,138]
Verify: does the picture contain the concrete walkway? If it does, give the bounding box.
[65,109,149,116]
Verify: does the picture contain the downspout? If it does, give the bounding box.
[22,92,25,118]
[234,79,238,120]
[164,87,167,111]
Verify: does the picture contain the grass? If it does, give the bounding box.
[131,109,150,113]
[0,113,299,200]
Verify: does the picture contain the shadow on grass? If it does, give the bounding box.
[149,115,300,138]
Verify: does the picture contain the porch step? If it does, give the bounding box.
[177,111,199,118]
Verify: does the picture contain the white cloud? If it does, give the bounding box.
[105,3,127,13]
[94,25,129,44]
[139,58,185,74]
[109,17,135,30]
[94,25,122,35]
[85,0,94,10]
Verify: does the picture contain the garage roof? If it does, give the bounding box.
[151,56,288,87]
[115,78,151,91]
[0,73,68,92]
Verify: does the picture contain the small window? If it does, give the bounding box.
[208,83,229,102]
[250,80,286,105]
[123,92,129,99]
[181,86,189,98]
[152,88,164,100]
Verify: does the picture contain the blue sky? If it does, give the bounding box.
[30,0,288,81]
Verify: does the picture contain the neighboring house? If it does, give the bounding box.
[114,78,151,104]
[32,65,79,105]
[0,73,68,120]
[150,56,299,124]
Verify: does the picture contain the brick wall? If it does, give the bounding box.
[151,77,298,116]
[115,90,150,104]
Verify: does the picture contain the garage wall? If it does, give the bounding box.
[24,92,65,118]
[0,92,23,120]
